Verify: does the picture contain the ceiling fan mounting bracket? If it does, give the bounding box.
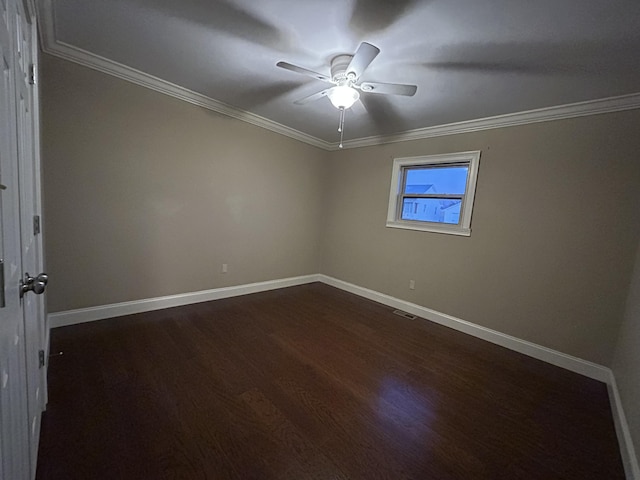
[330,54,354,84]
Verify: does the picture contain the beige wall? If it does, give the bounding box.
[42,53,640,368]
[613,241,640,465]
[321,111,640,365]
[41,55,325,312]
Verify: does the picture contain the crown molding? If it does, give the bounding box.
[43,41,334,150]
[38,0,640,153]
[36,0,332,151]
[330,92,640,150]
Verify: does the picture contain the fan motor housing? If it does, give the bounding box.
[331,54,353,83]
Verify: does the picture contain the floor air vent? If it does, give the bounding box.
[392,310,417,320]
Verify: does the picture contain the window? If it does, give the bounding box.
[386,151,481,236]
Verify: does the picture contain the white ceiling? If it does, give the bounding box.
[41,0,640,146]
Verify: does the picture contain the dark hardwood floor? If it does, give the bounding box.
[36,283,624,479]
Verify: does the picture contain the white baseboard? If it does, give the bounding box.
[318,274,610,382]
[48,274,320,328]
[47,272,637,478]
[319,274,638,479]
[50,272,610,380]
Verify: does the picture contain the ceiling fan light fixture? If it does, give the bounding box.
[328,85,359,109]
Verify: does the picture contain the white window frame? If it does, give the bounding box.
[386,151,481,236]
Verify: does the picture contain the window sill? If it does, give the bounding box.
[385,221,471,236]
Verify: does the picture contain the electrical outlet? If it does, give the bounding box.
[222,263,228,273]
[409,280,415,290]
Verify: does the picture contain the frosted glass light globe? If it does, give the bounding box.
[328,85,360,109]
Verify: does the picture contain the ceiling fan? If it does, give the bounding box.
[277,42,417,147]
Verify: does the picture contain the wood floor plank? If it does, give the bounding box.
[36,283,624,479]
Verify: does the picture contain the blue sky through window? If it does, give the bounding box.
[402,166,468,224]
[405,166,468,194]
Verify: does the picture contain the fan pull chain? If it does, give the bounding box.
[338,107,345,149]
[338,107,345,133]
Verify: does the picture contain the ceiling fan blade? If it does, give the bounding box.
[346,42,380,80]
[359,81,417,96]
[277,62,331,82]
[294,89,330,105]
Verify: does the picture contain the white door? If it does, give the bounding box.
[0,0,31,476]
[15,0,46,472]
[0,0,45,478]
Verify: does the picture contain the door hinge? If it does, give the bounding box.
[38,350,45,368]
[29,64,36,86]
[33,215,40,235]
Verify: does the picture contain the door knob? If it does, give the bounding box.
[19,272,48,298]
